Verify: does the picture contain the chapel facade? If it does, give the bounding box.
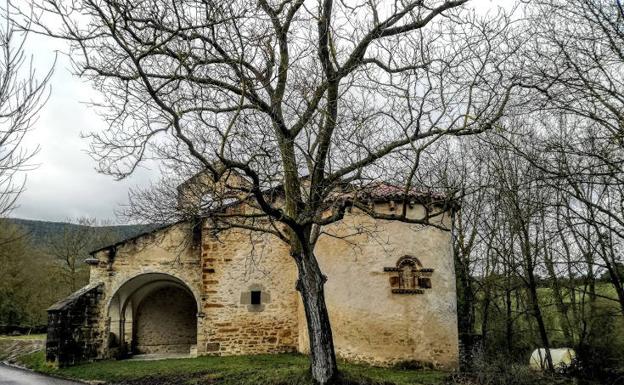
[45,176,459,369]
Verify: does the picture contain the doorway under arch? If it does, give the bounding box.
[107,273,198,357]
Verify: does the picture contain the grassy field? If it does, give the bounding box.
[16,351,448,385]
[0,334,45,362]
[0,333,46,340]
[472,282,624,352]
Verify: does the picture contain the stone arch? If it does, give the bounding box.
[106,271,201,313]
[396,255,422,290]
[107,272,199,357]
[396,255,423,268]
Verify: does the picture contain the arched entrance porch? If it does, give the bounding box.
[107,273,198,358]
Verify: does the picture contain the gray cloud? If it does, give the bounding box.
[10,32,155,223]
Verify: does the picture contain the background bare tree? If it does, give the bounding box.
[413,4,624,371]
[0,4,53,335]
[416,115,624,377]
[518,0,624,304]
[21,1,519,382]
[0,9,52,216]
[46,217,118,293]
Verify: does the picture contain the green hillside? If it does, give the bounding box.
[7,218,154,251]
[1,218,159,329]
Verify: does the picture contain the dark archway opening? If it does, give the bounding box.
[108,273,198,358]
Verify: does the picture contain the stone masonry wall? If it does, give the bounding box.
[135,286,197,353]
[88,221,299,359]
[298,204,459,369]
[46,283,104,367]
[199,226,299,356]
[89,223,203,359]
[82,203,458,369]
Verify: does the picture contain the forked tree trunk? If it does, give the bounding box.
[294,250,338,385]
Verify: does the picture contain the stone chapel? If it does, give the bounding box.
[45,172,459,369]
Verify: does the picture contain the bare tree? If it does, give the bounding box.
[515,0,624,335]
[519,0,624,254]
[504,113,624,321]
[483,129,557,370]
[414,137,493,364]
[21,1,519,381]
[525,0,623,141]
[0,9,52,216]
[47,217,118,293]
[389,0,624,374]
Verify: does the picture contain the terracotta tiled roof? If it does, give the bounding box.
[349,182,449,203]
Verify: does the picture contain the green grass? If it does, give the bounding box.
[14,349,49,368]
[17,351,447,385]
[0,334,46,340]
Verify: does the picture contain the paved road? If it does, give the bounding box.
[0,364,83,385]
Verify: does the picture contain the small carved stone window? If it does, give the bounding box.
[240,284,270,312]
[251,290,261,305]
[383,255,434,294]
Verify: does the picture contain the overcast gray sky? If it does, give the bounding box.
[9,0,501,224]
[10,32,155,223]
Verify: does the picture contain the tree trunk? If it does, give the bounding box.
[456,251,475,336]
[527,270,554,371]
[480,286,491,345]
[605,265,624,317]
[505,285,513,355]
[544,249,573,346]
[295,250,338,385]
[596,232,624,317]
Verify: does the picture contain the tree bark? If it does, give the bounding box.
[294,248,338,385]
[526,268,554,371]
[480,286,491,345]
[456,250,475,337]
[543,244,573,346]
[595,230,624,317]
[505,284,513,355]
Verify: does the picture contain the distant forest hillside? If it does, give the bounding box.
[1,219,156,329]
[7,218,154,250]
[0,218,162,329]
